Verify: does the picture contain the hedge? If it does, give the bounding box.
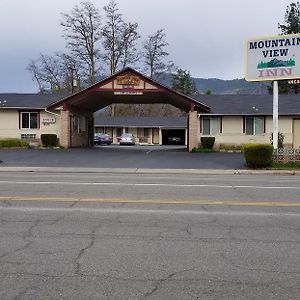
[41,134,58,147]
[0,139,29,148]
[201,137,215,149]
[242,143,274,169]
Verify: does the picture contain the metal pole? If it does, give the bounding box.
[273,80,278,149]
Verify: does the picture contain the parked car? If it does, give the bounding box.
[119,133,135,145]
[94,133,112,145]
[167,136,181,144]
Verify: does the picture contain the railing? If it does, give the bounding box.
[273,148,300,162]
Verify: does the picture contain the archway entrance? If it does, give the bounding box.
[47,68,210,151]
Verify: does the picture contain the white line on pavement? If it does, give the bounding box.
[0,206,299,216]
[0,180,299,190]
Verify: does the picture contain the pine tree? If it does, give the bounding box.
[171,69,197,96]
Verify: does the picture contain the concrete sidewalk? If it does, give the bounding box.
[0,166,299,175]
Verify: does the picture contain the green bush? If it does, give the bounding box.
[219,144,242,151]
[242,143,274,169]
[191,147,216,153]
[201,137,215,149]
[0,138,29,148]
[41,134,58,147]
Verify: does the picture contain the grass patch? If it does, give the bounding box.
[0,139,29,148]
[270,161,300,169]
[192,147,216,153]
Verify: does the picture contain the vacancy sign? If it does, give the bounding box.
[245,33,300,81]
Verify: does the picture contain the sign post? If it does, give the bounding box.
[273,81,278,149]
[245,33,300,149]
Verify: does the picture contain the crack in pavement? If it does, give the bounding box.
[74,221,103,275]
[143,268,195,299]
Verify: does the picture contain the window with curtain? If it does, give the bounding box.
[20,112,38,129]
[245,117,264,135]
[202,117,221,135]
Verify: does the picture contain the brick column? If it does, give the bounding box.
[60,110,70,148]
[188,111,199,152]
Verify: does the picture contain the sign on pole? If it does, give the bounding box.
[245,34,300,149]
[245,33,300,82]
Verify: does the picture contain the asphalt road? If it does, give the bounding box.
[0,146,246,169]
[0,171,300,299]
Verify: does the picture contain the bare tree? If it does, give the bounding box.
[27,59,46,93]
[143,29,174,79]
[61,1,102,85]
[27,53,81,94]
[102,0,140,75]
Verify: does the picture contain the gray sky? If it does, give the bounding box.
[0,0,292,92]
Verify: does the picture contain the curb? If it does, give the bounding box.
[0,166,299,175]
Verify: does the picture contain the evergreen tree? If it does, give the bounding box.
[273,2,300,94]
[171,69,197,96]
[278,2,300,34]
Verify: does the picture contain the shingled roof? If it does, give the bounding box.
[1,93,300,116]
[94,116,187,128]
[196,94,300,116]
[0,93,68,109]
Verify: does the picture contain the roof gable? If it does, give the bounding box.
[47,67,210,113]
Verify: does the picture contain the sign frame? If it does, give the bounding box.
[245,33,300,82]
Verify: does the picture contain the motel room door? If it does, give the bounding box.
[293,119,300,148]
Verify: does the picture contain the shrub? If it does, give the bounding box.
[201,137,215,149]
[191,147,216,153]
[0,138,29,148]
[219,144,242,151]
[41,134,58,147]
[242,143,274,169]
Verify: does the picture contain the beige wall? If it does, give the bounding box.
[0,109,61,141]
[293,119,300,148]
[200,116,294,148]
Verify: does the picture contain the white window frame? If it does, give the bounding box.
[20,112,39,129]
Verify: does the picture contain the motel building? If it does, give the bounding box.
[1,68,300,150]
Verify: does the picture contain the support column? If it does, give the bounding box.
[158,128,162,145]
[273,80,279,149]
[60,110,71,148]
[188,111,199,152]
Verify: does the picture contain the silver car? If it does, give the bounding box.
[119,133,135,145]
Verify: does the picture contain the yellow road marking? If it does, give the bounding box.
[0,196,300,207]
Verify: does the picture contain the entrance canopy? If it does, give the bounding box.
[47,67,210,113]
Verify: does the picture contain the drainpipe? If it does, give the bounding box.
[45,108,60,117]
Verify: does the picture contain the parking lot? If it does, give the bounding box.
[0,145,246,169]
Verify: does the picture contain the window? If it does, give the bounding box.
[144,128,150,137]
[20,112,38,129]
[116,127,122,137]
[202,117,221,135]
[73,115,86,133]
[245,117,264,135]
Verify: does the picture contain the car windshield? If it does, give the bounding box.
[121,134,133,137]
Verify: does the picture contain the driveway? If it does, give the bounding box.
[0,145,246,169]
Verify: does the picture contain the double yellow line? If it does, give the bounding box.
[1,196,300,207]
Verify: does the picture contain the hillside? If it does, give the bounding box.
[156,73,270,95]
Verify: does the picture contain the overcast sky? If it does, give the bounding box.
[0,0,293,92]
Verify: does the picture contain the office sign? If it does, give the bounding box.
[245,34,300,81]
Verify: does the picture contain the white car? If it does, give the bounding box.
[119,133,135,145]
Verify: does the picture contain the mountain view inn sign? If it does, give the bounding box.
[246,33,300,81]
